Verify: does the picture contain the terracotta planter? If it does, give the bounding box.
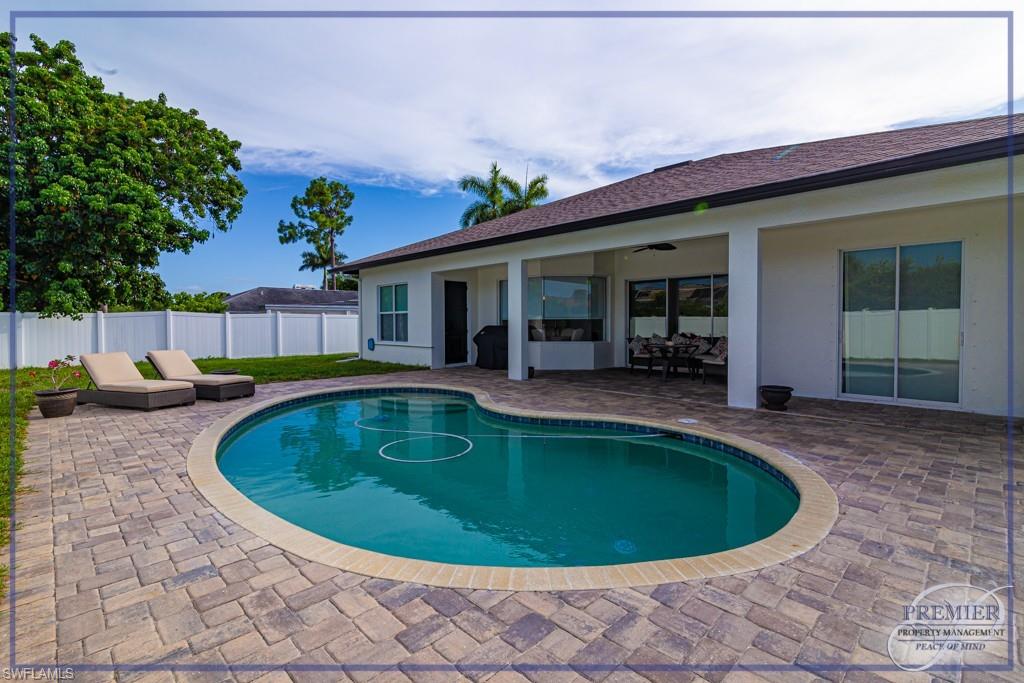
[759,385,794,412]
[35,389,78,418]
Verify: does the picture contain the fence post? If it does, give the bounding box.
[16,311,26,367]
[96,310,106,353]
[274,311,283,357]
[224,312,232,359]
[320,313,328,355]
[165,309,175,350]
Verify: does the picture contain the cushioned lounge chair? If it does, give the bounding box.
[78,352,196,411]
[146,350,255,402]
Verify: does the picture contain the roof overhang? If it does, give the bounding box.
[338,134,1023,275]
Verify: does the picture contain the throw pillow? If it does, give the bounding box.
[709,337,728,360]
[628,336,648,355]
[694,337,714,355]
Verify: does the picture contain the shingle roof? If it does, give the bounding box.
[225,287,358,312]
[341,114,1022,273]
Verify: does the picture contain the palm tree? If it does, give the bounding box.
[501,171,549,213]
[458,161,509,228]
[458,162,551,228]
[299,239,347,290]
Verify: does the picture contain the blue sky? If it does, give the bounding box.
[10,0,1020,293]
[158,173,469,293]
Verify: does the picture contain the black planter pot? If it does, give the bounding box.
[35,389,78,418]
[759,385,794,412]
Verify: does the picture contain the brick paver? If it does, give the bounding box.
[2,367,1021,681]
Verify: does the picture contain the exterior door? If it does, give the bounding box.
[444,281,469,364]
[841,241,962,404]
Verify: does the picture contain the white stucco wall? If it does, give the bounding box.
[759,196,1022,415]
[358,265,436,366]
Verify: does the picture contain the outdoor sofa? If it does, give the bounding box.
[78,351,196,411]
[147,349,255,402]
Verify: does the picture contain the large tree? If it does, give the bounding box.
[278,177,353,290]
[0,34,247,317]
[457,161,549,228]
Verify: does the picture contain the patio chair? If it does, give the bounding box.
[627,336,655,375]
[146,350,255,402]
[78,352,196,411]
[694,336,728,384]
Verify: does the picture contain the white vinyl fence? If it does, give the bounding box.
[843,308,960,361]
[0,310,360,369]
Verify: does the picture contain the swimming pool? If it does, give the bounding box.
[214,389,802,569]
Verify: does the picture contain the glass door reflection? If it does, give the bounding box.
[842,247,897,398]
[897,242,962,403]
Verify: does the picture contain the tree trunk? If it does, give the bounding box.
[330,230,337,290]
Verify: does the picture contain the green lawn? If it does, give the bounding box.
[0,352,422,590]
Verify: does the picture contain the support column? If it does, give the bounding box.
[507,258,529,380]
[727,227,761,409]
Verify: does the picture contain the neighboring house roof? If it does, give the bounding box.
[225,287,359,313]
[341,114,1022,273]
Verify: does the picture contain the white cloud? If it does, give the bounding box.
[13,0,1020,199]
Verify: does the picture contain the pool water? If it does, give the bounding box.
[217,394,799,567]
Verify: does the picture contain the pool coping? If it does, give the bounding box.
[187,383,839,591]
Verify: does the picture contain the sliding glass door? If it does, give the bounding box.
[841,241,962,404]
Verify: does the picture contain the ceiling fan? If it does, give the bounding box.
[632,243,677,253]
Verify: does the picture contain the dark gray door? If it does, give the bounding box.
[444,281,468,364]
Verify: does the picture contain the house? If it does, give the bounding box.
[225,287,359,315]
[339,115,1023,416]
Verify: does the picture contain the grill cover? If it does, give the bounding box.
[472,325,508,370]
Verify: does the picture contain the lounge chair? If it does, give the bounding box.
[146,350,255,402]
[78,352,196,411]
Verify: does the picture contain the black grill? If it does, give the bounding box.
[472,325,508,370]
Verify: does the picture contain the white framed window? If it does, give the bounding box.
[499,276,608,341]
[378,283,409,342]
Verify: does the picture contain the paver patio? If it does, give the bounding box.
[2,367,1021,682]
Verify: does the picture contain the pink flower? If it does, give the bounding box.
[47,360,59,369]
[73,371,82,378]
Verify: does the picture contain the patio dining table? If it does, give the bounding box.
[645,341,699,381]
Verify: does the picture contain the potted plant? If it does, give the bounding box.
[759,384,794,412]
[31,355,83,418]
